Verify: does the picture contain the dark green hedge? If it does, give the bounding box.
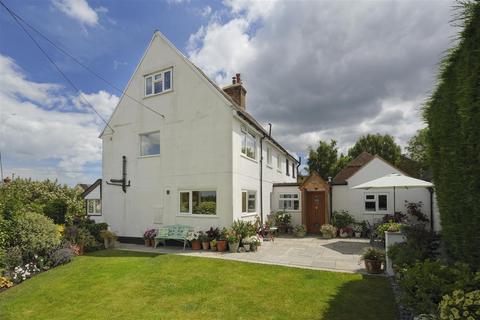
[424,2,480,268]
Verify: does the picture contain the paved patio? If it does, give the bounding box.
[115,236,371,273]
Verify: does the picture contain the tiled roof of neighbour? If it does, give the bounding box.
[332,151,375,184]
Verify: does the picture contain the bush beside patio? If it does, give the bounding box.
[0,250,397,320]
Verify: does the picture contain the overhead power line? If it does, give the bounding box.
[0,0,165,127]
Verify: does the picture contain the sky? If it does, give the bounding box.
[0,0,457,185]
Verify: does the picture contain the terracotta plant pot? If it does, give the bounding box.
[144,239,150,246]
[191,240,201,250]
[201,241,210,250]
[228,242,240,253]
[216,240,227,252]
[364,259,383,274]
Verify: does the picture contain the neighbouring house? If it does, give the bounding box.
[270,152,440,234]
[81,179,102,219]
[91,31,298,241]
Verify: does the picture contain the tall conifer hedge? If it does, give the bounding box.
[424,1,480,268]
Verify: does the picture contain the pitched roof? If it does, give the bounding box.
[81,179,102,198]
[101,31,298,163]
[332,151,375,184]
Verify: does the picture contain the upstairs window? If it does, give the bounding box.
[145,68,172,96]
[267,147,272,166]
[241,126,256,159]
[140,131,160,156]
[286,159,290,176]
[292,162,296,178]
[277,154,282,171]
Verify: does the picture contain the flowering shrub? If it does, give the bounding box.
[320,224,337,238]
[0,276,13,289]
[274,212,292,225]
[186,231,200,242]
[49,246,75,267]
[243,235,261,246]
[143,229,157,240]
[225,229,239,243]
[439,290,480,320]
[11,262,40,284]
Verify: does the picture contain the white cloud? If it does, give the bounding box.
[72,90,119,119]
[52,0,106,27]
[187,0,454,157]
[0,54,117,184]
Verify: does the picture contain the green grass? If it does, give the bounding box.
[0,250,397,320]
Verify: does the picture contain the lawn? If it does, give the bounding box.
[0,250,397,320]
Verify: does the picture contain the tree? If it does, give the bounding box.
[406,128,430,177]
[307,140,343,180]
[424,2,480,268]
[348,133,402,164]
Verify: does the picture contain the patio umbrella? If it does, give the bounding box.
[351,173,434,226]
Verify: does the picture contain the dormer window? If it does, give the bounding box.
[145,68,172,96]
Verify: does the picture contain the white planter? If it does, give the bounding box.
[385,231,406,276]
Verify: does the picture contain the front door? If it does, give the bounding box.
[305,191,325,234]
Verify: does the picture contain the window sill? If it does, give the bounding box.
[266,164,273,169]
[240,153,258,163]
[276,169,282,173]
[241,212,258,218]
[143,89,173,99]
[87,214,102,216]
[176,214,219,218]
[139,154,160,159]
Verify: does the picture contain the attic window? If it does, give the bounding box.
[145,68,172,96]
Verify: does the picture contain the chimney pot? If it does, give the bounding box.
[232,76,236,84]
[223,73,247,110]
[236,73,241,84]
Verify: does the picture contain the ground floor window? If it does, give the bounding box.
[242,190,256,213]
[179,190,217,215]
[279,193,300,211]
[87,199,101,215]
[364,193,388,212]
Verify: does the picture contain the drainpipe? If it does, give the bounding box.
[296,156,301,181]
[328,176,333,220]
[429,187,434,231]
[259,124,272,225]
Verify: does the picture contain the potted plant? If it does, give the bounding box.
[226,229,240,253]
[339,226,353,238]
[294,224,306,237]
[248,235,261,251]
[352,224,362,238]
[187,231,201,250]
[320,224,337,239]
[143,229,156,246]
[199,231,210,250]
[100,230,117,249]
[210,239,217,251]
[216,228,228,252]
[360,247,385,274]
[274,211,292,233]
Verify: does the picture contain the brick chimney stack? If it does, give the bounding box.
[222,73,247,110]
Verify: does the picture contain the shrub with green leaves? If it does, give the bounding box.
[193,201,216,215]
[10,212,61,260]
[331,210,355,229]
[424,1,480,268]
[439,290,480,320]
[399,260,479,315]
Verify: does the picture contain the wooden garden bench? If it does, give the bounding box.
[154,225,194,250]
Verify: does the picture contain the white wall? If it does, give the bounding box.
[332,157,439,230]
[271,185,302,226]
[102,33,234,237]
[231,119,297,224]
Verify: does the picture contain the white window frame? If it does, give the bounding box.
[241,126,257,160]
[86,199,101,216]
[178,190,217,216]
[144,68,173,97]
[139,131,160,157]
[277,154,282,172]
[242,190,257,213]
[279,193,300,211]
[266,146,272,167]
[364,193,388,213]
[292,162,296,178]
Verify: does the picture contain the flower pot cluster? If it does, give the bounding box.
[328,210,369,238]
[186,220,262,253]
[143,229,157,247]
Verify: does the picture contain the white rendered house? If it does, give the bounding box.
[93,31,298,241]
